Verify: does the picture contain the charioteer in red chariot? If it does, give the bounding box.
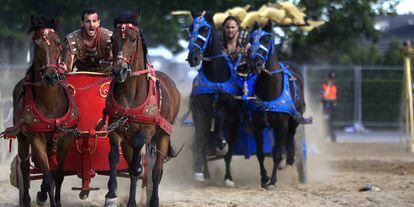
[63,8,113,72]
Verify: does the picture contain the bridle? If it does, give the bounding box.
[187,12,212,54]
[249,29,274,64]
[113,23,154,77]
[32,28,66,82]
[113,23,140,75]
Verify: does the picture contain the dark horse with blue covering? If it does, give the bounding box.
[186,11,245,185]
[245,21,312,189]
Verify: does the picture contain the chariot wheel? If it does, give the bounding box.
[11,156,26,206]
[295,125,307,183]
[145,143,156,206]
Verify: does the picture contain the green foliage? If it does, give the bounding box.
[290,0,401,64]
[382,38,403,65]
[0,0,266,49]
[0,0,405,64]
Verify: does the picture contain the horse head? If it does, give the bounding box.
[112,10,147,82]
[187,11,215,67]
[30,14,63,86]
[248,20,275,75]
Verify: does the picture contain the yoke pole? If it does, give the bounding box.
[401,40,414,153]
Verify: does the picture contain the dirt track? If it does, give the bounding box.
[0,133,414,207]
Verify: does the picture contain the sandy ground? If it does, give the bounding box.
[0,83,413,206]
[0,127,413,207]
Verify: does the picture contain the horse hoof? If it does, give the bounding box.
[260,179,271,189]
[266,184,277,191]
[224,179,235,188]
[194,172,205,182]
[216,144,228,156]
[79,190,90,200]
[138,166,144,178]
[287,156,295,165]
[104,197,118,207]
[36,191,47,206]
[278,158,288,170]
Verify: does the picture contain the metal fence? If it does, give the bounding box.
[303,65,404,128]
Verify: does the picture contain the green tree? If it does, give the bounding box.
[382,38,403,65]
[0,0,403,64]
[0,0,268,63]
[289,0,401,63]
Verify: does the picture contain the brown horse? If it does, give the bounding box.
[11,15,77,207]
[103,11,180,207]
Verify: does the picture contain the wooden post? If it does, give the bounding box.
[400,40,414,153]
[0,91,4,133]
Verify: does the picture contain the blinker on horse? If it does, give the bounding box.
[103,11,180,207]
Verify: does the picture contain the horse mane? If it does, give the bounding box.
[28,16,59,33]
[113,11,148,65]
[26,64,35,77]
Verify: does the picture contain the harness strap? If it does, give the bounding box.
[76,76,112,91]
[131,66,155,76]
[106,64,173,135]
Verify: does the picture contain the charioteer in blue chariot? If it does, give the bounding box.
[63,8,113,73]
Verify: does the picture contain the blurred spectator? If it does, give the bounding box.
[321,72,338,142]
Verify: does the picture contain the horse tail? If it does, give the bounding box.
[165,143,184,162]
[281,61,307,114]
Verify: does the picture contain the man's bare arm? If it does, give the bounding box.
[63,39,75,72]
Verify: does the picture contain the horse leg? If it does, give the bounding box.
[214,110,228,156]
[224,119,238,187]
[54,135,72,207]
[149,134,169,207]
[31,136,56,206]
[286,119,299,165]
[252,114,269,188]
[105,132,123,206]
[127,131,147,207]
[193,121,205,181]
[201,133,211,181]
[269,116,289,188]
[193,107,210,182]
[17,135,31,207]
[254,129,269,187]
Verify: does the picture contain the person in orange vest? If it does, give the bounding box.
[321,72,338,142]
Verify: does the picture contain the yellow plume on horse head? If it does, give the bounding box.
[213,5,251,28]
[171,2,324,31]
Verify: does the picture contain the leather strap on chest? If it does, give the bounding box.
[105,70,173,134]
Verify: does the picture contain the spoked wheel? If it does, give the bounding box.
[9,155,26,206]
[295,125,307,183]
[145,143,155,206]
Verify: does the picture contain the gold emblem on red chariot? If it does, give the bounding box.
[23,108,35,124]
[99,82,110,98]
[67,84,76,97]
[144,96,158,116]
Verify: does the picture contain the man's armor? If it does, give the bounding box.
[65,27,112,72]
